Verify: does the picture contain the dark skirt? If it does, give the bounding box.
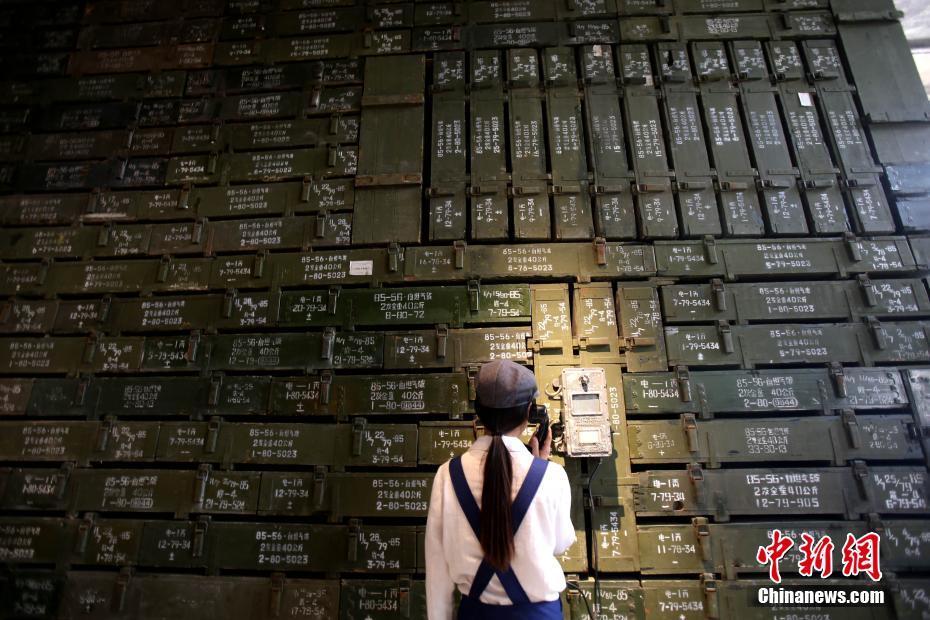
[457,595,562,620]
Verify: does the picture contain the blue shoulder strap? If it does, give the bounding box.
[512,458,549,531]
[448,456,549,604]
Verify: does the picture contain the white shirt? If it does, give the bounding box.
[425,435,576,620]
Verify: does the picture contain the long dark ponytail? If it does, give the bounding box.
[476,402,531,572]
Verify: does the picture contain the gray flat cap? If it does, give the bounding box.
[475,360,538,408]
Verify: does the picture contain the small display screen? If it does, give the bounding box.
[571,392,601,415]
[578,429,601,445]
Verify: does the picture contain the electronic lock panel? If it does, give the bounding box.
[560,368,613,458]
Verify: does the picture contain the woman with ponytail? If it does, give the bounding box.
[426,360,576,620]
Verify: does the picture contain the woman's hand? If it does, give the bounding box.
[529,430,552,460]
